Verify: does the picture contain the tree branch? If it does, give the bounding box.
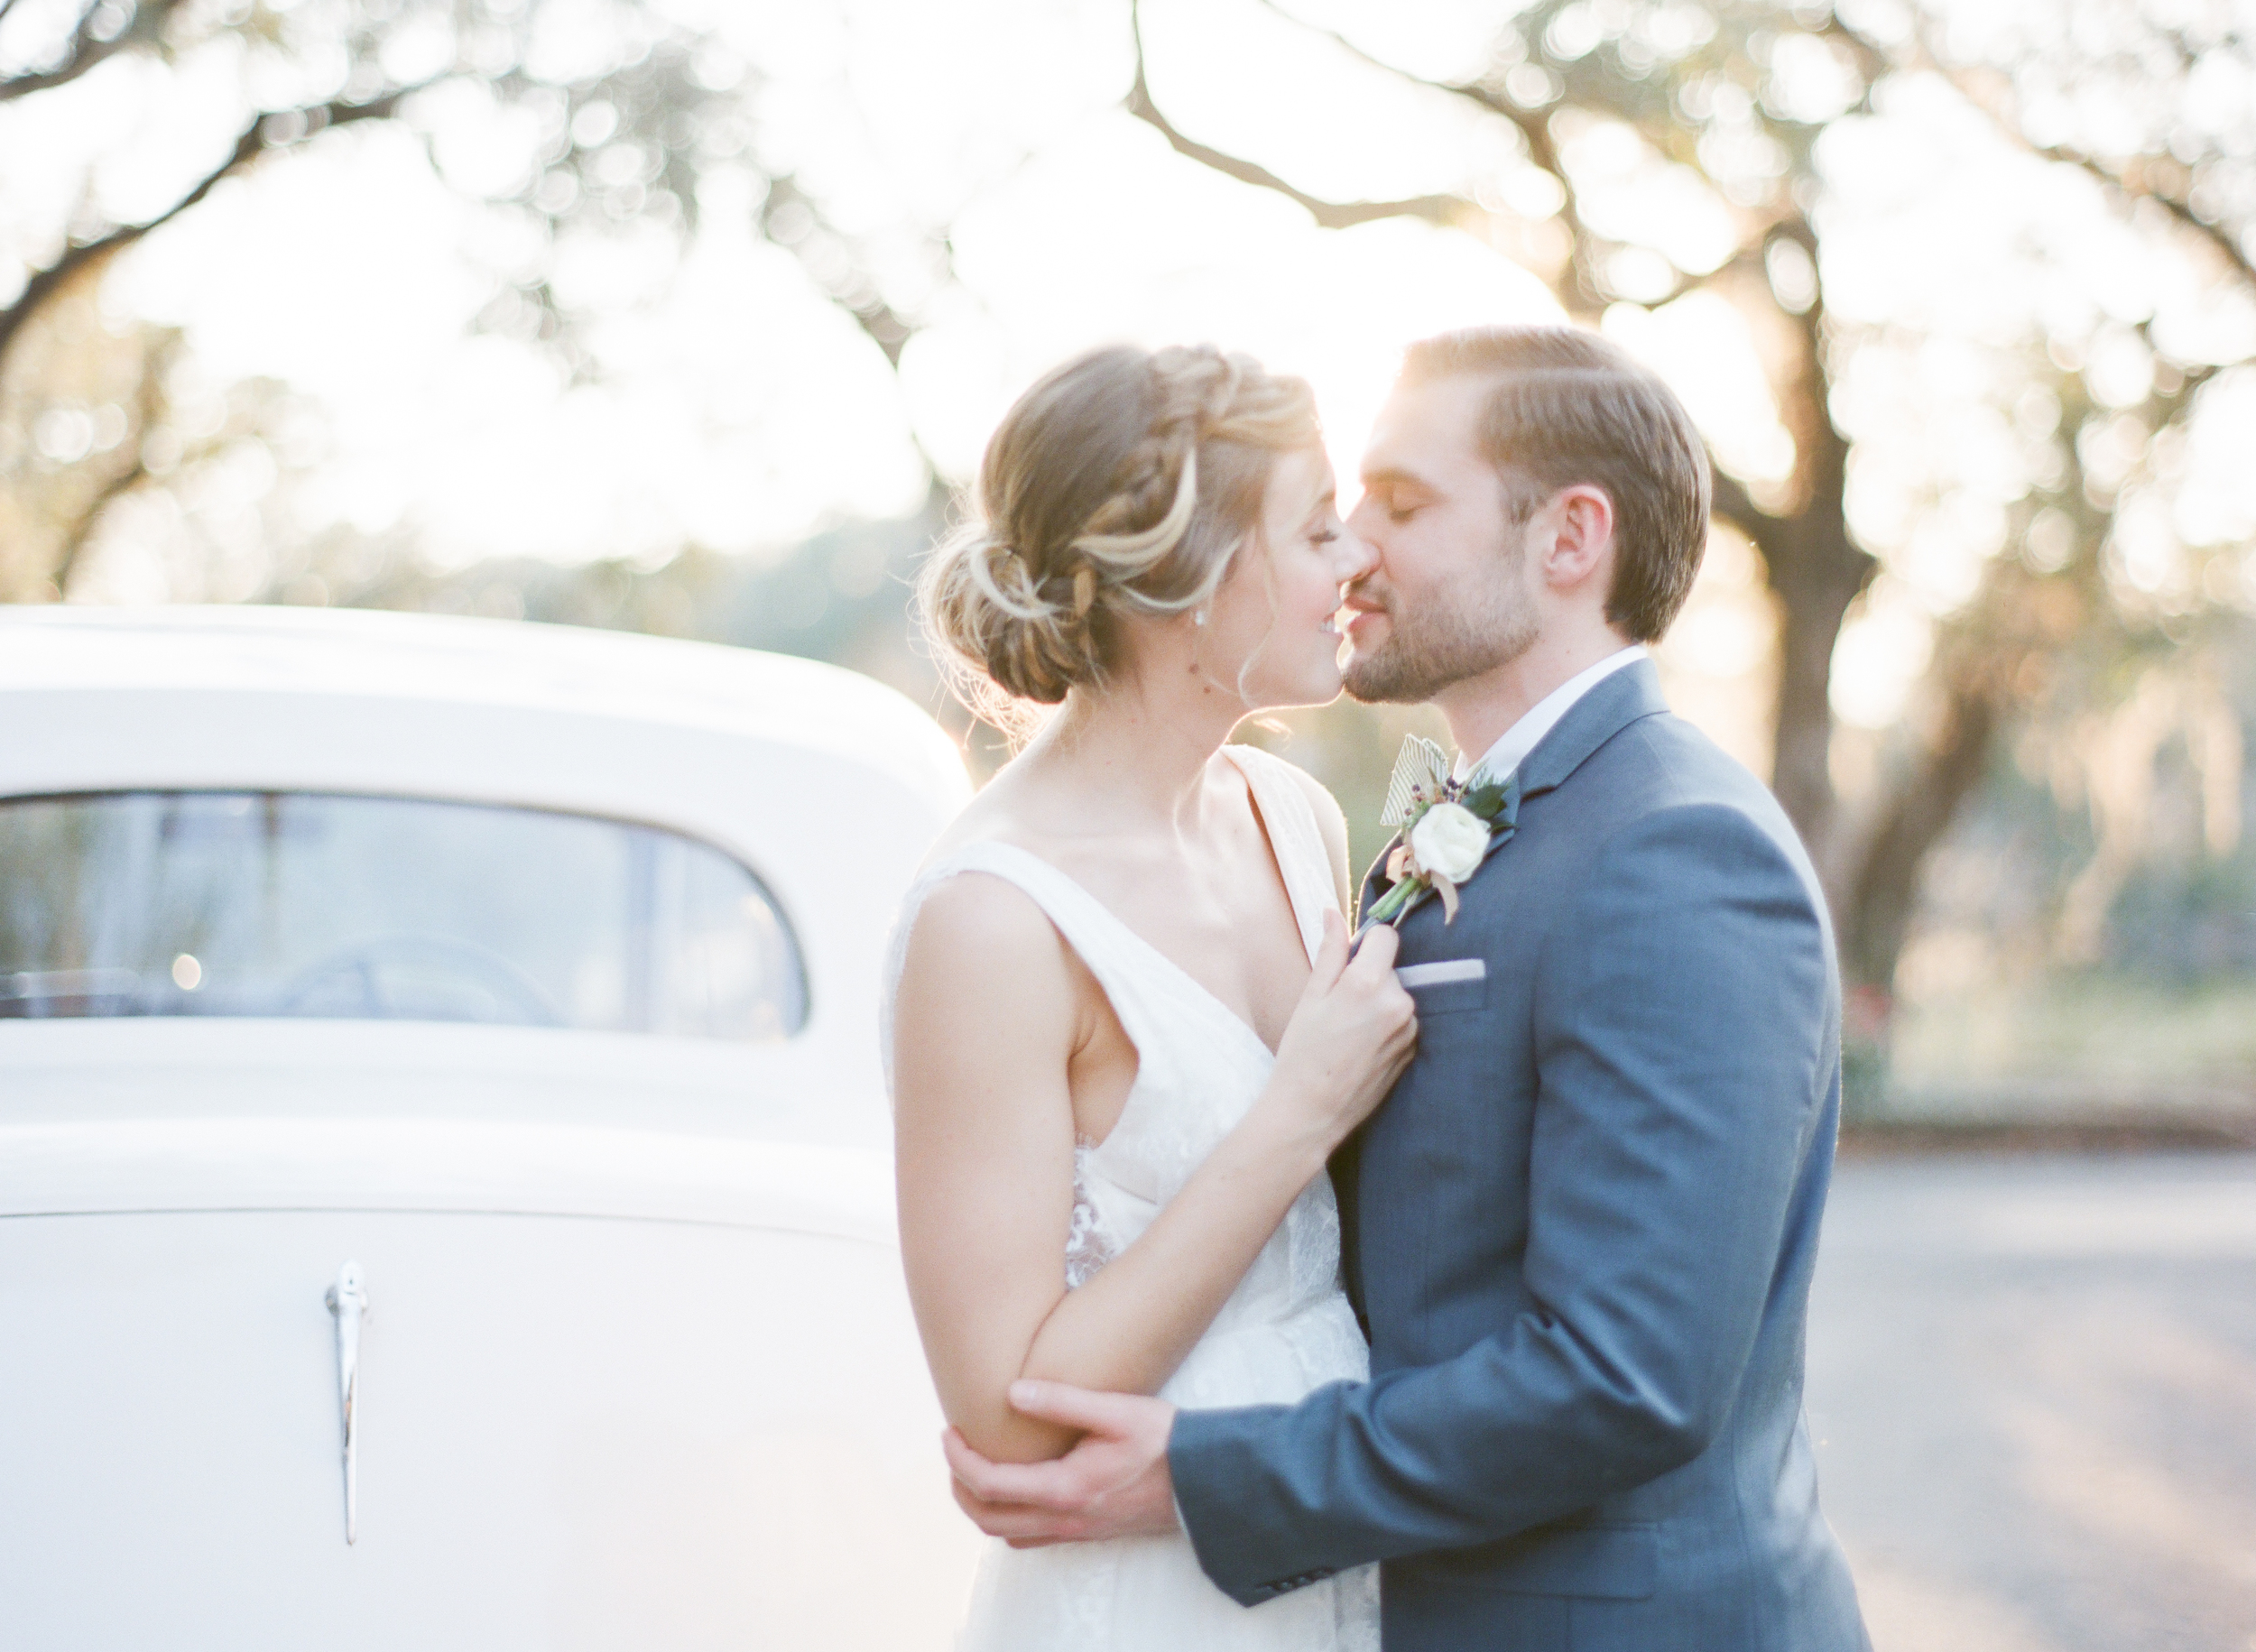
[0,0,187,104]
[1125,0,1459,231]
[753,174,953,485]
[756,174,926,367]
[1248,4,1578,204]
[1706,465,1789,565]
[51,435,147,595]
[0,83,422,379]
[1829,14,2255,292]
[47,329,183,597]
[2035,140,2255,291]
[1244,0,1615,306]
[1135,3,1859,568]
[1811,15,1896,96]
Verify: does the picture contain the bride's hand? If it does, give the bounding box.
[1265,910,1418,1149]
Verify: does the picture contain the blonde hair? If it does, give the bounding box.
[919,344,1319,724]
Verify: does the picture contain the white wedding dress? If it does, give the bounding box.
[883,744,1379,1652]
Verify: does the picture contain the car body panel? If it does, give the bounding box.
[0,608,981,1647]
[0,1210,978,1649]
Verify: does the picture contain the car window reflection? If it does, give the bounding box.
[0,792,808,1041]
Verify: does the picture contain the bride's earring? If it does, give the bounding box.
[1192,607,1207,626]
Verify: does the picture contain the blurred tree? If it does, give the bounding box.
[1125,0,2255,1029]
[0,0,951,600]
[0,255,324,604]
[0,262,171,603]
[1832,0,2256,1003]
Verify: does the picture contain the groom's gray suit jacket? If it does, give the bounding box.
[1171,661,1870,1651]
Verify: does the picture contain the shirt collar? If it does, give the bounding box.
[1455,644,1650,785]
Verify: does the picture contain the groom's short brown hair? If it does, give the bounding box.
[1399,327,1711,642]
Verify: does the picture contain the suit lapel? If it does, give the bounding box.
[1342,661,1669,1322]
[1513,658,1669,801]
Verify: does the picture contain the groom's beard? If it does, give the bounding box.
[1342,552,1539,706]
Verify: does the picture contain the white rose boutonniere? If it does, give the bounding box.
[1408,802,1488,885]
[1364,735,1522,928]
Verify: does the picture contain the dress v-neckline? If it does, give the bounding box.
[974,750,1321,1063]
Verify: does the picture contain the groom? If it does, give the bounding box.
[943,325,1871,1651]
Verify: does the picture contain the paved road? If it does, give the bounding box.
[1808,1152,2256,1652]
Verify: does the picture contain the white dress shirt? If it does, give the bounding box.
[1455,644,1649,784]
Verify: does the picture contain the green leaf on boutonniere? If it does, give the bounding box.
[1459,779,1509,820]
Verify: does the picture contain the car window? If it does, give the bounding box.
[0,792,808,1041]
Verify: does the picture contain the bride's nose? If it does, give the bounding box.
[1330,525,1378,583]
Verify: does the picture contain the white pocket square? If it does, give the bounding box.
[1395,958,1486,988]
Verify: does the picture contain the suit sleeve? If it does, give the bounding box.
[1170,801,1835,1604]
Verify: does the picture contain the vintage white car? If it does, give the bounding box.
[0,605,982,1648]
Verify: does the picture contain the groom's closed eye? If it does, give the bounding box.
[1357,470,1436,521]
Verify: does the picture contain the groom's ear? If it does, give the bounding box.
[1538,484,1617,595]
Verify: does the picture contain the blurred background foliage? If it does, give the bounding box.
[2,0,2251,1125]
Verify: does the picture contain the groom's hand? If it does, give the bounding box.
[941,1381,1179,1547]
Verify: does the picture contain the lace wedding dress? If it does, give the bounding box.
[884,744,1379,1652]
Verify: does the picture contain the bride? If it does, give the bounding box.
[884,343,1416,1650]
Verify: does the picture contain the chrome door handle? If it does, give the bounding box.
[324,1261,368,1544]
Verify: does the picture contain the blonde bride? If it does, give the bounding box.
[884,344,1415,1650]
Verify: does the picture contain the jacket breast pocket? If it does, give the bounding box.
[1397,956,1487,1016]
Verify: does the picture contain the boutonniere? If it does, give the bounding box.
[1365,734,1521,927]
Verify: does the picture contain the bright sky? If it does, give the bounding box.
[91,12,1577,562]
[5,0,2253,735]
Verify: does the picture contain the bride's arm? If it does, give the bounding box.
[892,876,1410,1465]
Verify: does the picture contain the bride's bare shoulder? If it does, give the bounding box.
[893,863,1077,1051]
[902,795,1069,995]
[906,860,1047,951]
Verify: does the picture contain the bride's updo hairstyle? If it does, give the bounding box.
[920,343,1319,719]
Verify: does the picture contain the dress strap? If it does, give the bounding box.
[1220,745,1341,964]
[884,841,1180,1074]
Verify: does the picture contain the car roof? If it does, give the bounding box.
[0,605,968,810]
